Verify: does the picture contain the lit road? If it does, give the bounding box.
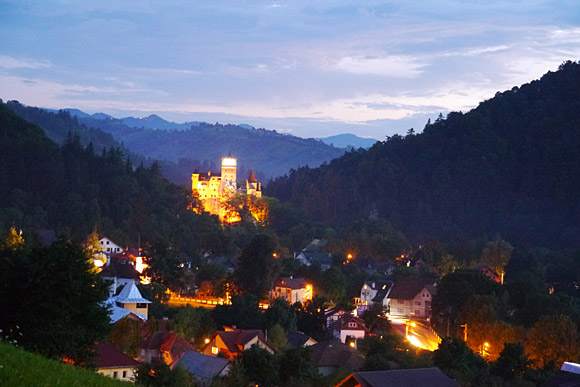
[165,292,269,309]
[390,318,441,351]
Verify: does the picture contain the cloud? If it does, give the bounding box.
[335,55,425,78]
[0,55,51,69]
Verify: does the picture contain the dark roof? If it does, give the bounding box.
[140,331,194,355]
[299,251,333,265]
[206,255,237,269]
[388,277,437,300]
[310,340,363,370]
[275,276,308,289]
[175,350,230,380]
[99,258,140,280]
[332,315,368,333]
[302,239,327,253]
[340,368,459,387]
[543,371,580,387]
[287,331,316,347]
[94,342,140,369]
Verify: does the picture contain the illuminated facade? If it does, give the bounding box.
[191,155,263,223]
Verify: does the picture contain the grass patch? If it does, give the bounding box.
[0,341,131,386]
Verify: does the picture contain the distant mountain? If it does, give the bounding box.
[119,114,198,130]
[72,114,346,181]
[267,61,580,249]
[317,133,377,149]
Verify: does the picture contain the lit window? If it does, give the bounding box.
[212,347,219,355]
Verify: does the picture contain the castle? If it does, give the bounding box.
[191,155,262,223]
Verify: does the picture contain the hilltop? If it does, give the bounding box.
[267,61,580,249]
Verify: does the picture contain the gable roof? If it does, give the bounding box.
[336,368,458,387]
[287,331,317,348]
[94,342,140,369]
[275,276,308,289]
[302,239,327,252]
[115,281,151,304]
[212,329,269,354]
[99,258,140,280]
[332,315,368,333]
[388,277,437,300]
[175,350,230,380]
[310,340,364,370]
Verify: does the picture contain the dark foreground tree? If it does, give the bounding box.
[234,234,277,299]
[0,239,110,365]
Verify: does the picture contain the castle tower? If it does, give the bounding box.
[246,169,262,198]
[221,154,237,191]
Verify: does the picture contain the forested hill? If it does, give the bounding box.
[0,101,226,254]
[72,114,346,181]
[267,61,580,249]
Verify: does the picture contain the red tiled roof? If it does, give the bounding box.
[248,169,257,183]
[214,330,266,354]
[94,342,140,369]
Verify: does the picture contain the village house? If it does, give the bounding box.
[325,307,351,330]
[359,280,393,312]
[332,314,368,344]
[310,340,364,376]
[139,331,194,367]
[476,262,502,283]
[387,277,437,320]
[99,236,124,255]
[271,276,313,304]
[111,280,151,320]
[94,342,140,382]
[203,328,274,359]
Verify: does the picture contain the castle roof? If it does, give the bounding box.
[248,169,257,183]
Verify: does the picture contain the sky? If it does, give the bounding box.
[1,1,579,140]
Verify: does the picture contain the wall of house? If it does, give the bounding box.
[388,288,432,319]
[335,328,366,343]
[98,367,136,382]
[120,302,148,320]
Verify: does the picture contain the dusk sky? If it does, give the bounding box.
[1,1,579,139]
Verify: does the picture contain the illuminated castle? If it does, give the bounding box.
[192,155,262,223]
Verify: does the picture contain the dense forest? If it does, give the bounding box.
[267,61,580,249]
[0,101,238,256]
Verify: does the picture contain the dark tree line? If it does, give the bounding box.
[267,61,580,249]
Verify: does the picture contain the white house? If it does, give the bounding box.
[111,280,151,320]
[359,281,393,309]
[387,277,437,320]
[272,277,313,304]
[99,236,124,255]
[332,314,368,343]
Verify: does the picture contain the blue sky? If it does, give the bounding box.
[1,1,579,139]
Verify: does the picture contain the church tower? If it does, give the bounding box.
[221,154,237,192]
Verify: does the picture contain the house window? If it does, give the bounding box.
[415,301,421,306]
[122,371,127,379]
[398,300,405,304]
[113,371,118,379]
[212,347,219,355]
[348,322,357,328]
[415,310,421,316]
[136,303,147,308]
